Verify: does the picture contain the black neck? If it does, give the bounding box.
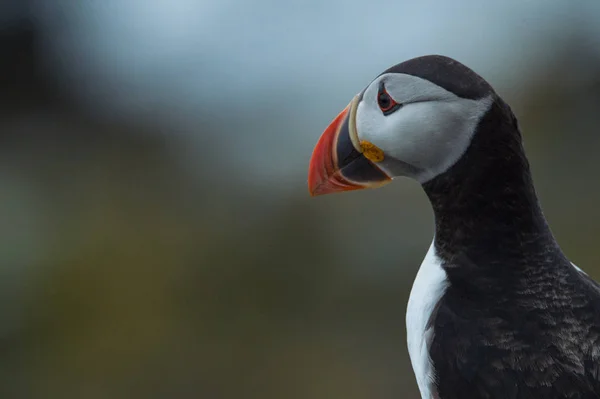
[422,98,558,266]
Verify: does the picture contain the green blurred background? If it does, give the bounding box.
[1,1,600,398]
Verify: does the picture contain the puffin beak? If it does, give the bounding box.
[308,96,391,196]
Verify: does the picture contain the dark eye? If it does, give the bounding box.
[377,83,401,115]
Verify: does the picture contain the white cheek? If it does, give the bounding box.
[355,103,383,143]
[356,96,493,182]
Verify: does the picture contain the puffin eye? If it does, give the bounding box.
[377,83,401,115]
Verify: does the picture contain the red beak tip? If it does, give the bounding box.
[307,103,365,197]
[308,184,327,197]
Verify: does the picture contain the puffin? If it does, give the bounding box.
[308,55,600,399]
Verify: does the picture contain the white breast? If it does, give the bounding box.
[406,241,449,399]
[571,262,586,275]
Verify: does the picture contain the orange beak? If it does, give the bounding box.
[308,97,391,197]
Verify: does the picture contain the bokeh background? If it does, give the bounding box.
[1,1,600,398]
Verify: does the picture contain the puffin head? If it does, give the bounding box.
[308,55,497,196]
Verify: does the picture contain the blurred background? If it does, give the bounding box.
[0,1,599,398]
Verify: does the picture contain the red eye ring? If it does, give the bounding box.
[377,83,402,115]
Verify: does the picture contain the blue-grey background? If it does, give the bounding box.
[1,1,599,397]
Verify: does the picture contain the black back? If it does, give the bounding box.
[408,59,600,398]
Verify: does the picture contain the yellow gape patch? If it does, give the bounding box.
[360,140,384,162]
